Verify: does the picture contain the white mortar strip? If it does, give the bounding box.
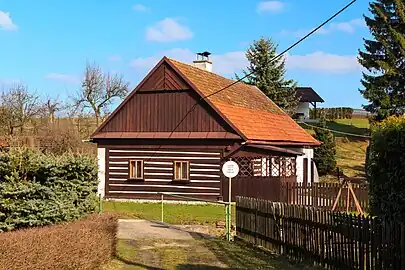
[190,168,220,172]
[108,178,221,183]
[144,167,173,170]
[189,163,220,167]
[108,191,220,195]
[109,156,220,160]
[109,150,220,155]
[190,174,220,178]
[109,184,219,190]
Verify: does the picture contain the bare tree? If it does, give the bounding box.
[0,84,43,135]
[73,62,129,126]
[44,95,60,124]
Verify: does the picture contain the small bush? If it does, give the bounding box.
[0,214,117,270]
[0,148,98,231]
[367,116,405,220]
[313,120,337,175]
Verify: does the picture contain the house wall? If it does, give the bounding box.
[294,148,314,183]
[100,90,235,133]
[103,147,223,200]
[296,102,310,119]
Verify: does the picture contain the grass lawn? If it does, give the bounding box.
[335,138,368,178]
[327,119,370,138]
[300,118,370,182]
[103,201,236,225]
[103,238,320,270]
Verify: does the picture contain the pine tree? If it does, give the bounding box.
[313,120,337,176]
[240,38,299,115]
[359,0,405,120]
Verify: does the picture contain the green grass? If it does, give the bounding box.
[300,118,370,181]
[103,238,321,270]
[103,201,236,225]
[334,118,370,129]
[326,119,370,138]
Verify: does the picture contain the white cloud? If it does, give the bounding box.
[45,73,79,84]
[330,18,365,34]
[130,48,194,69]
[257,1,284,13]
[108,55,122,62]
[282,18,366,37]
[130,48,247,75]
[131,49,362,76]
[133,4,149,12]
[146,18,193,42]
[0,11,17,31]
[285,51,362,74]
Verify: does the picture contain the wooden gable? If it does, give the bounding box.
[139,62,189,91]
[92,58,240,138]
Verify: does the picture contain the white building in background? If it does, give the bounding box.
[295,87,324,120]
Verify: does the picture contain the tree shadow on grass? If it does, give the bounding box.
[326,122,370,141]
[176,265,226,270]
[150,222,214,240]
[114,254,165,270]
[200,238,317,270]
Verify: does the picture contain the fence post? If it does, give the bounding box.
[161,194,164,222]
[98,194,102,215]
[225,204,231,241]
[255,208,258,245]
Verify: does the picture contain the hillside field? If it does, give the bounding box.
[301,118,370,182]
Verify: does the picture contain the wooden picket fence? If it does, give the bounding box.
[280,182,369,213]
[236,197,405,270]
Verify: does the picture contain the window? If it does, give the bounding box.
[173,161,189,180]
[129,160,144,179]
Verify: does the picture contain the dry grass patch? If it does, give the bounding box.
[0,214,117,270]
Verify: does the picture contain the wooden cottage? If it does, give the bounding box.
[90,56,320,201]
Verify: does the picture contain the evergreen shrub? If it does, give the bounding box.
[0,148,98,231]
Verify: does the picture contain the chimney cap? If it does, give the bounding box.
[197,51,211,58]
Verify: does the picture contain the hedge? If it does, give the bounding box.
[367,116,405,221]
[310,107,353,120]
[0,148,98,231]
[0,214,117,270]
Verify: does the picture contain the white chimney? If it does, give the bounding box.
[193,51,212,72]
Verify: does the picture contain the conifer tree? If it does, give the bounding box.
[240,38,299,115]
[359,0,405,120]
[313,120,337,176]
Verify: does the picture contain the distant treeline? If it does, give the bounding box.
[310,107,354,120]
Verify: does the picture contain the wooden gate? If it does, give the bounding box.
[221,155,297,201]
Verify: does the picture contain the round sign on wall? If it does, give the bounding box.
[222,161,239,178]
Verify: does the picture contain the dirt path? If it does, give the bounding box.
[117,219,200,240]
[103,219,320,270]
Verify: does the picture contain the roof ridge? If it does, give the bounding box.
[166,57,257,89]
[167,57,284,113]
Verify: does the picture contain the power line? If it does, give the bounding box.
[147,0,358,160]
[299,121,371,139]
[203,0,357,100]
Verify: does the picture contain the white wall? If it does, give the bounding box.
[294,148,314,183]
[296,102,310,119]
[97,147,106,198]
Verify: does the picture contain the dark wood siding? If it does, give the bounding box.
[100,90,235,133]
[105,148,222,200]
[139,62,189,91]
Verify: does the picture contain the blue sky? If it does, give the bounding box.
[0,0,372,108]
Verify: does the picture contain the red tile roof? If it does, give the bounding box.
[168,58,319,146]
